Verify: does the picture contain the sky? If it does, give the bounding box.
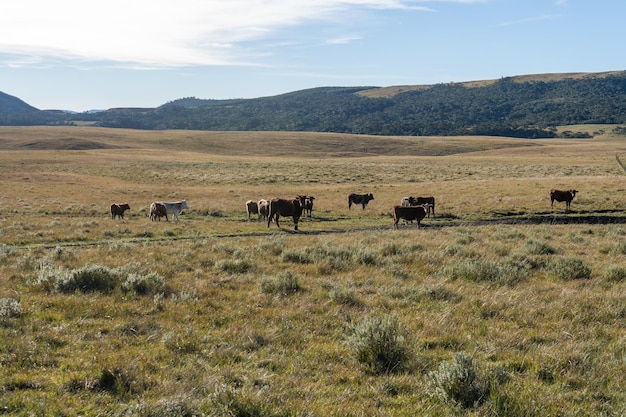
[0,0,624,112]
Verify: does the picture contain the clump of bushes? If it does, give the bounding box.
[259,271,301,295]
[35,262,164,295]
[214,259,252,274]
[56,265,118,294]
[121,272,164,295]
[0,298,22,318]
[603,265,626,282]
[346,314,409,374]
[428,352,489,408]
[550,256,591,280]
[441,259,527,285]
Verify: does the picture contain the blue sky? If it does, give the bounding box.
[1,0,624,111]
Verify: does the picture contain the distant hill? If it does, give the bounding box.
[2,71,626,137]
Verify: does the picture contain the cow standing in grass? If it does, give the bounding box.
[550,189,578,211]
[402,196,435,217]
[159,200,189,222]
[267,197,304,231]
[258,199,270,221]
[110,203,130,220]
[246,200,260,220]
[348,193,374,210]
[302,196,315,217]
[393,205,428,229]
[150,202,168,221]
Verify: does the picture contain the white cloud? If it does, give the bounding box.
[0,0,460,67]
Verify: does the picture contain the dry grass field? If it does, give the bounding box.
[1,126,625,416]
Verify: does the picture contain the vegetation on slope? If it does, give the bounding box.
[2,71,626,137]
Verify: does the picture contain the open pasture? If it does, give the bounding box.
[1,126,625,416]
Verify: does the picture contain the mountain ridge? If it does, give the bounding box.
[1,70,625,138]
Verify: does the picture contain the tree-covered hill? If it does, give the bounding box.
[2,71,626,137]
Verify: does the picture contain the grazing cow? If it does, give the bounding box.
[348,193,374,210]
[393,205,428,229]
[267,197,304,231]
[550,189,578,210]
[150,202,168,221]
[110,203,130,220]
[258,199,270,221]
[246,200,259,220]
[160,200,189,222]
[303,196,315,217]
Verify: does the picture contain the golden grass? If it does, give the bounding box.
[1,126,625,415]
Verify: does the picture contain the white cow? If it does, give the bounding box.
[160,200,189,222]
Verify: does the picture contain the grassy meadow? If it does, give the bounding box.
[1,126,625,416]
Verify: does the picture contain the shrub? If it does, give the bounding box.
[346,314,409,374]
[122,272,164,295]
[214,259,252,274]
[441,259,527,285]
[550,257,591,280]
[329,286,362,306]
[56,264,118,293]
[259,271,301,295]
[0,298,22,318]
[523,239,557,255]
[428,352,489,408]
[602,265,626,282]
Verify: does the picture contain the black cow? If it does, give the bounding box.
[550,189,578,210]
[110,203,131,220]
[393,205,428,229]
[404,196,435,217]
[267,197,304,230]
[348,193,374,210]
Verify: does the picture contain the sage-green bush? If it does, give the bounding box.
[346,314,409,374]
[428,352,489,408]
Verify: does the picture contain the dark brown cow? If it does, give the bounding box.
[267,197,304,230]
[149,202,168,221]
[405,196,435,217]
[258,199,270,221]
[246,200,259,220]
[393,205,428,229]
[303,196,315,217]
[348,193,374,210]
[550,189,578,210]
[110,203,130,220]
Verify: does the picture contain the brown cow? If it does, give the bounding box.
[550,189,578,210]
[246,200,259,220]
[258,199,270,221]
[348,193,374,210]
[149,201,168,221]
[404,196,435,217]
[393,205,428,229]
[267,197,304,230]
[302,196,315,217]
[110,203,130,220]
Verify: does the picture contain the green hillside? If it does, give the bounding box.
[2,71,626,137]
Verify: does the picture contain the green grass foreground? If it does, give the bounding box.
[0,126,625,416]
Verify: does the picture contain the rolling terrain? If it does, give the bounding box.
[0,126,625,416]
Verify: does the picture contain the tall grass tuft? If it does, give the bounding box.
[346,314,409,374]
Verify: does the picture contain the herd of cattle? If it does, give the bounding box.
[110,188,579,231]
